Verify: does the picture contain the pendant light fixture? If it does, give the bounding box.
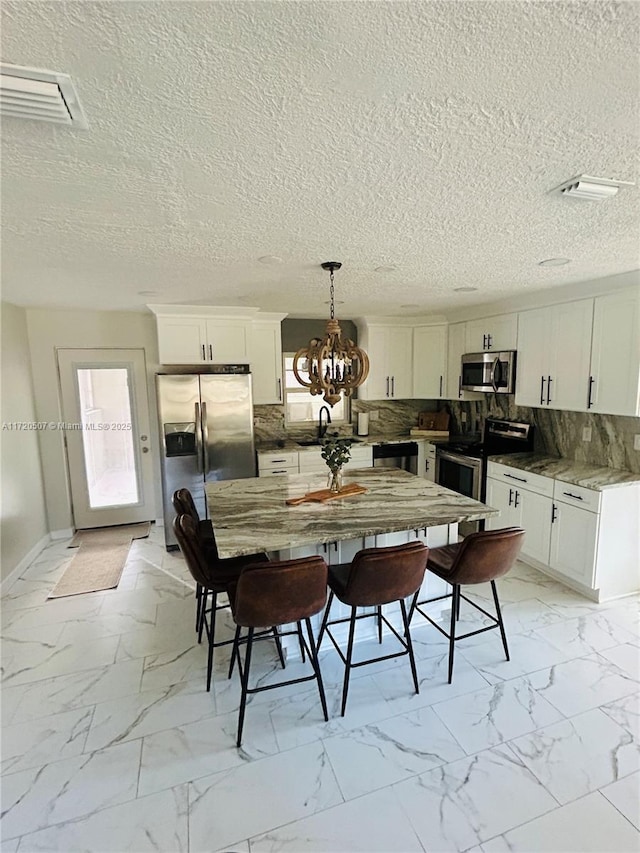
[292,261,369,407]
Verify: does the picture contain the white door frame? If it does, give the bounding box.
[57,348,155,529]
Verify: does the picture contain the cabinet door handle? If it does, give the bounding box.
[551,503,558,523]
[201,344,206,361]
[487,334,493,350]
[514,490,520,508]
[271,459,286,463]
[425,460,430,472]
[333,541,338,552]
[503,472,527,483]
[562,491,584,501]
[391,376,395,397]
[540,375,546,405]
[483,333,487,350]
[277,378,282,401]
[439,375,443,396]
[209,344,213,361]
[272,470,287,474]
[508,488,514,506]
[458,375,462,398]
[546,375,552,405]
[386,376,390,397]
[587,375,594,409]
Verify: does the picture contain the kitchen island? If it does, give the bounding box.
[206,467,498,559]
[206,469,498,656]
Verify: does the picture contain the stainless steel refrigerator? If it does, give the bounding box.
[157,366,256,549]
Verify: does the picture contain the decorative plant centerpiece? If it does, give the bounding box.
[321,437,352,493]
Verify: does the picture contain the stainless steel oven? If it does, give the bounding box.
[435,450,482,502]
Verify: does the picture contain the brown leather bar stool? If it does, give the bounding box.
[172,489,215,632]
[230,555,330,748]
[172,488,269,641]
[409,527,525,683]
[317,541,429,716]
[173,514,275,691]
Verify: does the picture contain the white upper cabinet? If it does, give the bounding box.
[465,314,517,352]
[249,314,286,405]
[412,324,447,398]
[589,288,640,416]
[445,322,483,400]
[358,323,413,400]
[516,300,593,411]
[150,306,256,365]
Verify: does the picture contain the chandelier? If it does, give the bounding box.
[292,261,370,407]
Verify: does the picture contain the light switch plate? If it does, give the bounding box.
[634,434,640,451]
[582,427,592,442]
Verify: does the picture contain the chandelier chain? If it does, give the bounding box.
[329,270,335,320]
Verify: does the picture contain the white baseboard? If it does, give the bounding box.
[1,533,51,595]
[50,528,74,541]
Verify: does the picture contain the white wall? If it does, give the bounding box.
[25,308,162,533]
[1,302,49,582]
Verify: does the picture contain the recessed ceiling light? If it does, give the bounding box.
[538,258,570,267]
[375,265,397,273]
[453,286,478,293]
[258,255,283,265]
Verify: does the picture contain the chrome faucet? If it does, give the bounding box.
[318,405,332,439]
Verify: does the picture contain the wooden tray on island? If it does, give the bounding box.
[286,483,368,506]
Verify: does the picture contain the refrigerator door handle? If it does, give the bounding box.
[195,403,203,473]
[201,402,210,475]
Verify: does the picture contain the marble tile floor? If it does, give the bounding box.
[1,526,639,852]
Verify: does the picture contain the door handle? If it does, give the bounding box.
[195,403,203,473]
[508,488,513,506]
[562,491,584,501]
[201,402,210,475]
[540,375,546,405]
[483,334,487,350]
[487,334,493,350]
[439,375,443,396]
[587,375,594,409]
[490,357,499,393]
[391,376,395,397]
[546,375,552,405]
[551,503,558,523]
[201,344,206,361]
[513,490,520,508]
[458,375,462,398]
[504,472,527,483]
[209,344,213,361]
[386,376,390,397]
[277,378,282,401]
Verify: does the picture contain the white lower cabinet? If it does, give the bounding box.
[486,461,639,601]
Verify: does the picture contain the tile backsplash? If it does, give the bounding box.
[447,397,640,474]
[255,397,639,473]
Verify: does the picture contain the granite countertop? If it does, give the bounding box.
[207,467,497,557]
[489,453,640,491]
[256,433,449,453]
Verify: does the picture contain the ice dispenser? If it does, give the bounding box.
[164,422,197,457]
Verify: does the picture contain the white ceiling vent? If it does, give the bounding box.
[0,63,88,129]
[552,174,634,201]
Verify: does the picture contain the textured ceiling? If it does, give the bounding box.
[1,1,639,317]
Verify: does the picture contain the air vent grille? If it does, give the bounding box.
[0,63,88,129]
[552,174,634,201]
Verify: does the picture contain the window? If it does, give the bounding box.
[283,354,349,425]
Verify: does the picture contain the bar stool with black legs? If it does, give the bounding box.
[317,541,429,716]
[230,555,330,748]
[172,487,269,642]
[173,514,278,692]
[409,527,525,683]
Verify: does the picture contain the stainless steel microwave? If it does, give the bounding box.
[461,350,517,393]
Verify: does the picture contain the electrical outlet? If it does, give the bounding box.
[582,427,592,442]
[369,410,379,421]
[634,434,640,451]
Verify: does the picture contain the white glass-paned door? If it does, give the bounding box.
[58,349,155,529]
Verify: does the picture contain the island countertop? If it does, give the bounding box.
[206,468,498,558]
